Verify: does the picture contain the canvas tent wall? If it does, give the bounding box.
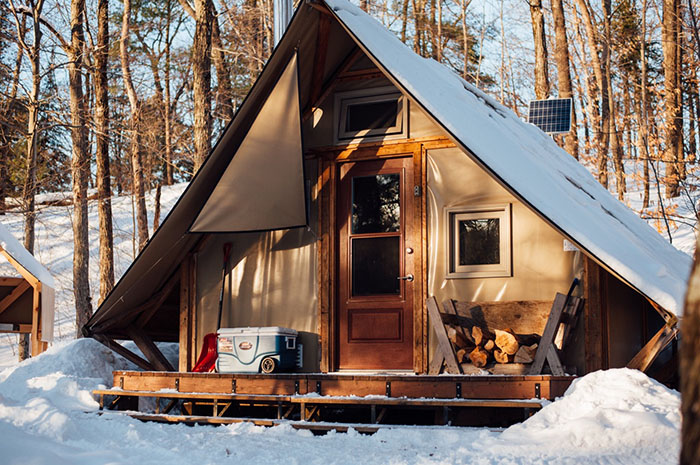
[0,221,55,355]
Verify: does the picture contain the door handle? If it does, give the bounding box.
[397,274,414,282]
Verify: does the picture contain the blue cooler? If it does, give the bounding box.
[216,327,303,373]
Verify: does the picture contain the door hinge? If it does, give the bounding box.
[414,185,421,197]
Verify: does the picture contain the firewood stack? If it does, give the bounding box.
[447,325,541,368]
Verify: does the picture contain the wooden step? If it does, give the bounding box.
[289,396,544,409]
[93,389,543,410]
[100,411,383,433]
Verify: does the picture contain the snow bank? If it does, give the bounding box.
[502,368,680,460]
[0,341,681,464]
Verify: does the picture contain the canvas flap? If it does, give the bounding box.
[190,52,306,233]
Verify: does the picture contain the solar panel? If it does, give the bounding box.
[527,98,572,134]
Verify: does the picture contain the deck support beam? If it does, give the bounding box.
[92,334,155,371]
[127,325,175,372]
[627,322,679,372]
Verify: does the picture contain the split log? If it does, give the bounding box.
[460,363,488,374]
[495,329,520,355]
[495,329,541,355]
[493,348,514,364]
[471,326,495,346]
[484,340,495,352]
[469,346,490,368]
[490,363,529,375]
[514,343,538,364]
[447,326,471,349]
[456,348,468,363]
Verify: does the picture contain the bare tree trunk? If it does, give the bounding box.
[690,93,697,165]
[411,0,420,53]
[529,0,550,99]
[499,0,505,102]
[682,236,700,465]
[211,5,234,125]
[401,0,409,43]
[165,2,174,185]
[153,183,162,230]
[677,7,685,182]
[121,0,149,250]
[429,0,437,59]
[460,0,471,79]
[436,0,442,60]
[575,0,609,186]
[192,0,212,171]
[551,0,579,158]
[68,0,93,334]
[9,0,44,260]
[0,29,24,217]
[22,35,40,255]
[9,0,43,359]
[640,0,650,208]
[95,0,114,304]
[662,0,681,197]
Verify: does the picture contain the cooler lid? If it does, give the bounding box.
[217,326,298,337]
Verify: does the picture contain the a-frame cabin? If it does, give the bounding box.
[86,0,689,424]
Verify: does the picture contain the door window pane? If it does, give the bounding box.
[352,237,400,296]
[352,174,400,234]
[458,219,500,265]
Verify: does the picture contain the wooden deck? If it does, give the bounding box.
[111,370,574,399]
[95,371,574,428]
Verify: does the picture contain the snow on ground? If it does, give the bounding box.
[0,183,186,368]
[0,340,682,464]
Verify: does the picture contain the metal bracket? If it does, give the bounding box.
[175,378,180,392]
[414,185,422,197]
[456,382,462,399]
[534,383,541,399]
[294,380,300,394]
[119,377,124,389]
[316,381,322,394]
[232,379,237,393]
[386,382,391,397]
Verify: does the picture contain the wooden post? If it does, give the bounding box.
[179,259,192,372]
[583,256,608,372]
[30,284,41,357]
[188,253,197,370]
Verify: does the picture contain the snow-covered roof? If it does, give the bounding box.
[0,221,55,288]
[324,0,691,315]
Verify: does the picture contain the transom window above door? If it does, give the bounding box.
[446,204,512,278]
[334,87,407,143]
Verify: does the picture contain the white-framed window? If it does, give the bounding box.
[334,86,407,144]
[445,204,512,278]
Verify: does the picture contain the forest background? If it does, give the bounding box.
[0,0,698,360]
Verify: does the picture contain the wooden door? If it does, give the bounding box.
[337,157,415,370]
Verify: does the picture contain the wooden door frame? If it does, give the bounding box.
[312,136,454,373]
